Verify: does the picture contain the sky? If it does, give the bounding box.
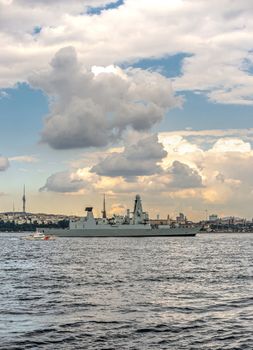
[1,0,253,220]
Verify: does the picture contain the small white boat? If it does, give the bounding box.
[22,231,56,241]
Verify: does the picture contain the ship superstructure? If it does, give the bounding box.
[132,194,149,224]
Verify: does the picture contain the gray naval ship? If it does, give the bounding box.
[43,194,199,237]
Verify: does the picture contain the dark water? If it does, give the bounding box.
[0,233,252,350]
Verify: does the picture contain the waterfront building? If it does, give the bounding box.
[209,214,219,222]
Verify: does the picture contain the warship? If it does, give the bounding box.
[42,195,199,237]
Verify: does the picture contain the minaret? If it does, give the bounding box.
[22,185,26,213]
[101,194,107,218]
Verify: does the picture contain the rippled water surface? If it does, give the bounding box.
[0,232,252,349]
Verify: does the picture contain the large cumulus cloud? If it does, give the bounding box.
[91,134,167,178]
[40,135,204,195]
[29,47,182,149]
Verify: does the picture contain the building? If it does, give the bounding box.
[209,214,219,222]
[176,212,187,224]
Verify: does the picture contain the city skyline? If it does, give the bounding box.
[1,187,251,226]
[1,0,253,220]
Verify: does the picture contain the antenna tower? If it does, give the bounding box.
[22,185,26,213]
[101,193,107,218]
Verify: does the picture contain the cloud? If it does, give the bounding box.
[15,0,112,6]
[90,160,204,195]
[210,138,251,153]
[9,155,39,163]
[0,155,9,171]
[2,0,253,103]
[39,134,203,195]
[202,188,230,204]
[159,129,253,152]
[216,173,225,183]
[37,128,253,220]
[109,202,126,215]
[0,0,117,35]
[91,132,253,203]
[0,90,9,99]
[39,171,87,192]
[91,134,167,177]
[160,128,253,139]
[29,47,181,149]
[167,160,203,189]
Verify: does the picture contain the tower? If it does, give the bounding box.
[133,194,144,224]
[132,194,149,224]
[22,185,26,213]
[101,194,107,218]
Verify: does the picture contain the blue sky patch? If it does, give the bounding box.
[241,57,253,75]
[121,53,192,78]
[87,0,124,15]
[32,26,42,35]
[157,91,253,132]
[0,83,48,154]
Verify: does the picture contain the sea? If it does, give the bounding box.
[0,232,252,350]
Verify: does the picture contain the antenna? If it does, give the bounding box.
[22,185,26,213]
[101,193,107,218]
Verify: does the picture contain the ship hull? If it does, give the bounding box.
[42,227,199,237]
